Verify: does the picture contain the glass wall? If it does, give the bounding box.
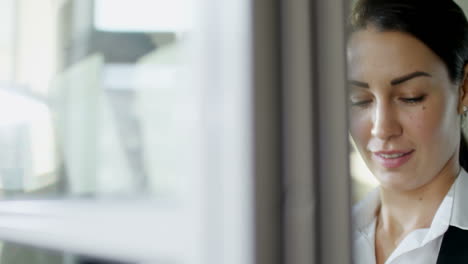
[0,241,134,264]
[0,0,254,263]
[0,0,206,199]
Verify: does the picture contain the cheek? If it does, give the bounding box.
[403,103,457,144]
[349,113,371,148]
[403,108,432,136]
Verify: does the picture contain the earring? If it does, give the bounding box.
[464,106,468,113]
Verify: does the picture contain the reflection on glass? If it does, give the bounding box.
[0,86,58,197]
[94,0,193,32]
[0,241,134,264]
[0,0,200,198]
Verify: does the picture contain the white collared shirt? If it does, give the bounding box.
[353,169,468,264]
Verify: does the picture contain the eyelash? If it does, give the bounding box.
[400,95,426,104]
[350,95,426,108]
[350,100,372,107]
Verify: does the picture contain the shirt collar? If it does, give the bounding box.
[353,187,380,235]
[449,168,468,229]
[353,168,468,237]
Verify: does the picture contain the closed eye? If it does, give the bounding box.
[350,100,372,107]
[400,95,426,104]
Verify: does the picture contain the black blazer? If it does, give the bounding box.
[436,226,468,263]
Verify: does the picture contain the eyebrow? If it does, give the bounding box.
[390,71,432,85]
[348,80,369,88]
[348,71,432,88]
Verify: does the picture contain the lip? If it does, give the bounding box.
[372,150,415,169]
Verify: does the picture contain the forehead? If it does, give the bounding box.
[347,29,447,81]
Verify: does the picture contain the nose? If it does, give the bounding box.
[371,101,402,140]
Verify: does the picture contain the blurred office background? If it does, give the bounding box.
[0,0,258,263]
[0,0,374,263]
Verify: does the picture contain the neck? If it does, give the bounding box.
[378,156,459,238]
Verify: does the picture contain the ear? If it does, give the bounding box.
[458,64,468,114]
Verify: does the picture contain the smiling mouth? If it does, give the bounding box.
[376,151,412,159]
[372,150,414,169]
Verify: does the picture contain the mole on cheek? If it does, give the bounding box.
[422,106,426,110]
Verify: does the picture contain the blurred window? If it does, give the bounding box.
[0,0,254,263]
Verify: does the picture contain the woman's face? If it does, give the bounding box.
[347,28,462,191]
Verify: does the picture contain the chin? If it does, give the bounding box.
[374,170,420,192]
[379,181,418,192]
